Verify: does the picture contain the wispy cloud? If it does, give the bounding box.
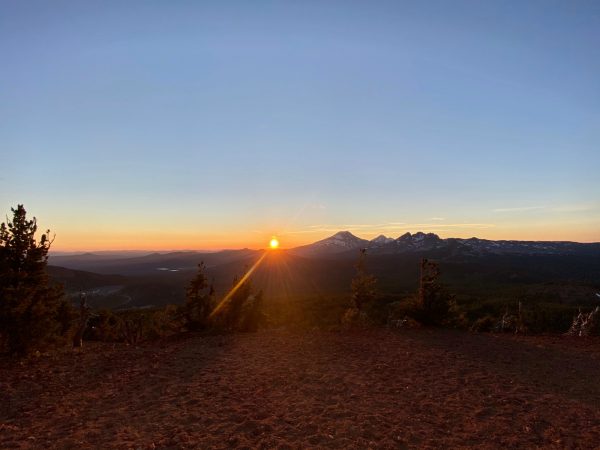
[282,228,343,235]
[306,222,405,230]
[493,203,599,214]
[283,222,495,236]
[493,206,546,213]
[430,217,445,221]
[550,204,598,213]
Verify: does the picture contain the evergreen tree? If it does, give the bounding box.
[351,248,377,311]
[236,288,265,332]
[182,261,214,330]
[0,205,70,354]
[216,272,265,332]
[417,258,454,325]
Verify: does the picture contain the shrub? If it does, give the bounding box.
[470,315,496,332]
[340,307,372,329]
[148,304,184,338]
[86,309,124,342]
[566,306,600,336]
[85,307,183,343]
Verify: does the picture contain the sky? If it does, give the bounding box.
[1,0,599,250]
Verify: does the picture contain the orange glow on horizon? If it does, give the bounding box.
[46,223,600,252]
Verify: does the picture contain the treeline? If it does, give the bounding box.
[0,205,266,355]
[79,261,267,345]
[341,247,599,335]
[82,269,266,345]
[2,205,599,356]
[341,249,459,329]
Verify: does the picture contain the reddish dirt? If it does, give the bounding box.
[1,329,600,449]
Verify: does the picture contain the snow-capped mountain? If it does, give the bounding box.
[291,231,600,258]
[290,231,369,257]
[387,232,444,252]
[448,237,600,256]
[382,232,600,256]
[370,234,395,246]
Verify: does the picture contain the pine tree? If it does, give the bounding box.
[0,205,70,354]
[417,258,454,325]
[351,248,377,311]
[214,271,265,332]
[236,288,265,332]
[182,261,214,330]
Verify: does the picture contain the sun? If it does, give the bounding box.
[269,237,280,249]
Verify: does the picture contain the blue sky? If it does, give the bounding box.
[1,1,599,249]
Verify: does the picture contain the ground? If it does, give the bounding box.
[2,329,600,449]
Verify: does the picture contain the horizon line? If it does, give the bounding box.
[49,230,600,253]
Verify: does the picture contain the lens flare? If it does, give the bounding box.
[209,251,267,319]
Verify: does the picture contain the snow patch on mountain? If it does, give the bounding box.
[370,234,394,245]
[291,231,369,257]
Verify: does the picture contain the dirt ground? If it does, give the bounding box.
[2,329,600,449]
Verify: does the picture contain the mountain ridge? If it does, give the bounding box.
[290,231,600,258]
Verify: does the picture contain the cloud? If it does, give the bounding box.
[283,222,495,236]
[550,204,598,213]
[402,223,495,230]
[430,217,445,221]
[307,222,405,230]
[492,206,546,213]
[492,204,599,214]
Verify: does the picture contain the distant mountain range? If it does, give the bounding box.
[48,231,600,278]
[47,231,600,310]
[289,230,600,258]
[49,248,259,275]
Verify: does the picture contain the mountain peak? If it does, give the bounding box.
[333,230,357,239]
[396,231,441,241]
[370,234,394,245]
[291,231,600,258]
[290,230,369,257]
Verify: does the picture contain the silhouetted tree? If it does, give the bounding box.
[216,273,266,332]
[417,258,454,325]
[236,289,266,332]
[72,292,91,347]
[182,261,214,330]
[351,249,377,311]
[0,205,71,354]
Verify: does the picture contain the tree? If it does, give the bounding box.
[0,205,71,354]
[214,272,266,332]
[235,289,266,332]
[72,293,92,347]
[417,258,454,325]
[351,248,377,311]
[182,261,214,330]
